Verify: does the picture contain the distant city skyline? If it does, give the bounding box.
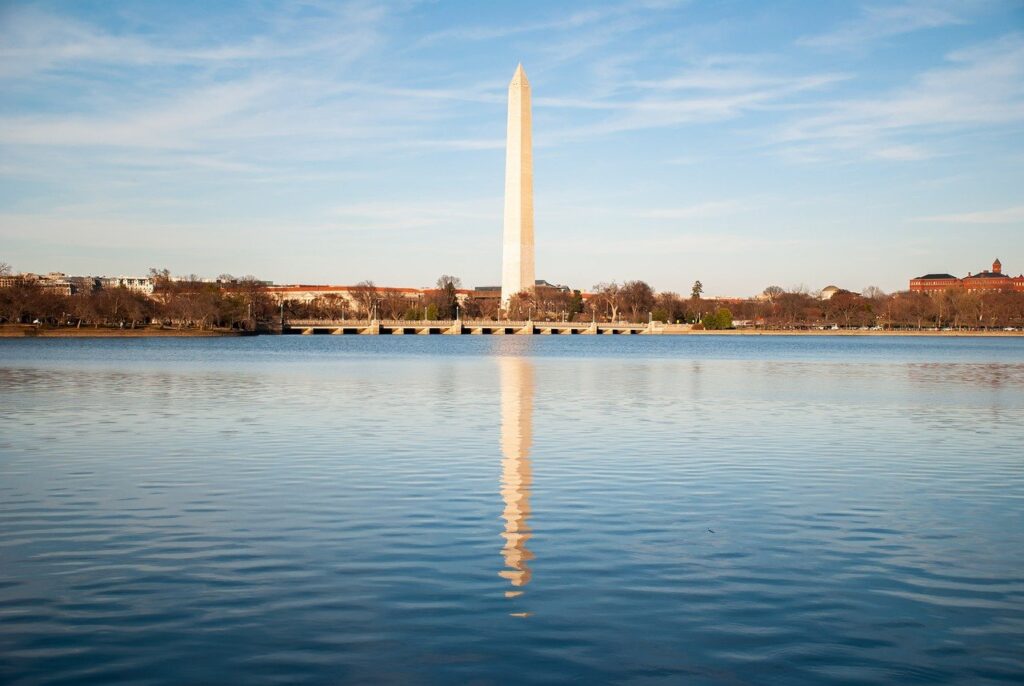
[1,0,1023,296]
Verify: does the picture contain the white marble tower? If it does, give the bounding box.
[501,64,535,309]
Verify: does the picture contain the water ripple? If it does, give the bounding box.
[1,337,1023,684]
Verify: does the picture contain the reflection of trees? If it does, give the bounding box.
[499,357,534,597]
[906,362,1024,390]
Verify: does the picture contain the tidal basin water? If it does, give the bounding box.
[2,336,1023,685]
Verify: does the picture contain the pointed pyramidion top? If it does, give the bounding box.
[510,63,529,87]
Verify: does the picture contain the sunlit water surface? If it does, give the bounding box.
[2,336,1023,684]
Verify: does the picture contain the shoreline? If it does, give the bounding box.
[676,329,1023,337]
[0,325,240,338]
[1,325,1021,338]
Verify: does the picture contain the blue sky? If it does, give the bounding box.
[1,0,1022,295]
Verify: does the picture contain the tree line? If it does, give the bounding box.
[500,280,1023,330]
[0,268,274,330]
[283,276,472,321]
[726,285,1024,330]
[3,263,1023,331]
[285,277,1024,329]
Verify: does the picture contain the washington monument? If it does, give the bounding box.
[501,64,535,308]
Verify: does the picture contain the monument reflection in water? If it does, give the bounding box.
[498,356,534,607]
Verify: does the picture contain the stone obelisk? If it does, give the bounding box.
[501,64,535,309]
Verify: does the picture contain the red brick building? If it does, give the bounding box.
[910,259,1024,293]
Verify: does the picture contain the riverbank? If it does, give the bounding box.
[2,323,1020,337]
[0,325,241,338]
[680,329,1023,336]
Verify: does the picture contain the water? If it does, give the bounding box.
[2,336,1023,685]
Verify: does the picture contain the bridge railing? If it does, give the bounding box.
[286,319,536,327]
[287,319,480,327]
[284,319,651,328]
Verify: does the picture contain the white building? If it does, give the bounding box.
[99,276,155,294]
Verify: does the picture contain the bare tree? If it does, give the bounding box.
[0,281,39,323]
[483,296,501,321]
[825,291,867,328]
[621,280,655,322]
[775,289,816,328]
[463,295,500,320]
[382,290,409,319]
[654,291,683,323]
[435,275,462,319]
[230,276,274,329]
[148,267,172,283]
[351,280,380,320]
[316,294,348,319]
[862,285,886,301]
[68,291,96,328]
[950,290,981,330]
[535,286,571,320]
[507,290,536,320]
[906,292,936,330]
[592,282,623,321]
[148,268,173,312]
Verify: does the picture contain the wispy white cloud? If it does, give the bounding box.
[0,79,277,148]
[418,7,614,44]
[663,155,702,165]
[797,0,980,50]
[417,1,687,45]
[328,198,499,231]
[0,1,412,167]
[546,231,807,257]
[913,205,1024,223]
[407,138,505,151]
[871,144,935,160]
[638,201,742,219]
[550,68,846,138]
[0,3,388,77]
[515,52,845,144]
[634,69,848,93]
[0,71,491,166]
[772,33,1024,159]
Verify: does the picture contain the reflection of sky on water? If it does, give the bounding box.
[1,337,1024,684]
[4,334,1024,367]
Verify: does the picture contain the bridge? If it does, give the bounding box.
[282,319,692,335]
